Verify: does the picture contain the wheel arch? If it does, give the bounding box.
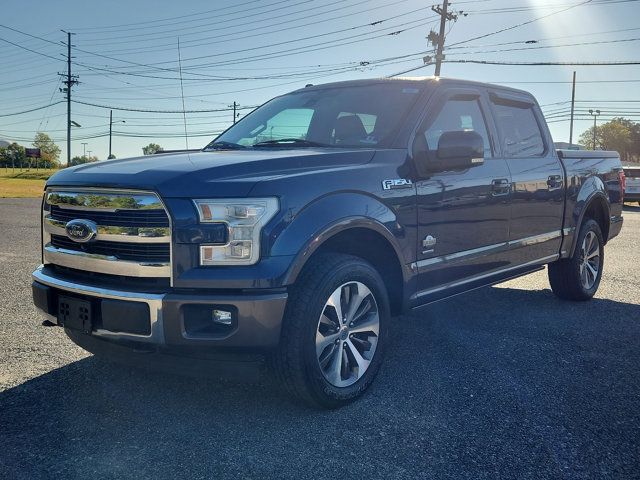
[569,191,610,257]
[283,218,409,316]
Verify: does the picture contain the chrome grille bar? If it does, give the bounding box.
[44,216,170,243]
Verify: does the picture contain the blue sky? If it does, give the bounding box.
[1,0,639,160]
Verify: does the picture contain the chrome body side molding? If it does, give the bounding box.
[411,230,562,270]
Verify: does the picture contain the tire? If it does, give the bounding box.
[548,219,604,301]
[272,253,390,408]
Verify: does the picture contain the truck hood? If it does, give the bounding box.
[46,148,376,197]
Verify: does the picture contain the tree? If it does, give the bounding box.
[0,142,26,168]
[142,143,162,155]
[70,155,98,166]
[578,119,633,160]
[32,132,61,167]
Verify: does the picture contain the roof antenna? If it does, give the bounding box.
[177,37,189,153]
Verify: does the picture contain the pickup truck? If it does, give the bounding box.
[32,78,624,408]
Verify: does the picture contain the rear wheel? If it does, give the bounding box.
[548,219,604,301]
[272,253,389,408]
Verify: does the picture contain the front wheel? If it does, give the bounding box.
[272,253,389,408]
[548,219,604,301]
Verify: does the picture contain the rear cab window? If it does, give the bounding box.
[490,92,546,157]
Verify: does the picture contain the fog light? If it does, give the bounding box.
[212,309,233,326]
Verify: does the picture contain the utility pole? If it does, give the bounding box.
[230,101,239,124]
[428,1,464,76]
[109,110,113,159]
[60,31,78,166]
[588,109,600,150]
[81,142,88,158]
[433,0,449,76]
[569,71,576,146]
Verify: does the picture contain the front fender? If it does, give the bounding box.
[268,192,412,285]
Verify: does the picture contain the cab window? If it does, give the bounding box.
[424,98,493,158]
[492,102,545,157]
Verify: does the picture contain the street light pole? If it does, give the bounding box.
[588,109,601,150]
[108,110,125,159]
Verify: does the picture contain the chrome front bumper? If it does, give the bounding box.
[33,265,166,344]
[32,265,288,350]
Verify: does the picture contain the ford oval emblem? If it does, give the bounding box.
[65,219,98,243]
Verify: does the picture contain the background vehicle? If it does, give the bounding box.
[32,78,624,408]
[623,166,640,204]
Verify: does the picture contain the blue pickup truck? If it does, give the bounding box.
[32,78,624,408]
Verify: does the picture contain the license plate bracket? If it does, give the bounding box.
[58,295,93,333]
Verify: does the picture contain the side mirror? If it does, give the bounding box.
[433,130,484,172]
[413,130,485,175]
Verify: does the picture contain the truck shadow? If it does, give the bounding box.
[2,286,639,478]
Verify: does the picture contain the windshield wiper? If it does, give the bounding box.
[252,138,330,148]
[203,141,246,151]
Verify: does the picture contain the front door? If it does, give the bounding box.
[414,88,512,301]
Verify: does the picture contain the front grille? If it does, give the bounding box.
[44,189,172,278]
[51,235,170,263]
[49,204,169,228]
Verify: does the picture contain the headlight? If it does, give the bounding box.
[193,197,279,266]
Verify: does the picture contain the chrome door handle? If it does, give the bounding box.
[547,175,563,190]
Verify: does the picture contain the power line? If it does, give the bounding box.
[0,35,63,62]
[447,0,593,48]
[445,36,640,56]
[0,101,64,117]
[445,59,640,66]
[69,0,269,32]
[70,99,259,113]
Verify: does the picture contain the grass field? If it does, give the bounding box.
[0,168,57,198]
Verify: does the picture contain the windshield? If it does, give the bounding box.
[205,83,423,150]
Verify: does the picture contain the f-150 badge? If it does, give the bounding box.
[382,178,413,190]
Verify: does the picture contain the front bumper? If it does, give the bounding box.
[623,192,640,201]
[32,265,287,352]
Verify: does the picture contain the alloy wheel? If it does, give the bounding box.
[579,230,600,290]
[315,281,380,387]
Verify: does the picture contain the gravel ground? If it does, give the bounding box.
[1,198,639,480]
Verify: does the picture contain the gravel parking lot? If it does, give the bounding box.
[1,198,639,480]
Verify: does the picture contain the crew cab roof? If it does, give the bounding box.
[291,76,535,99]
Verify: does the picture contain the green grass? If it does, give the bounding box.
[0,168,58,197]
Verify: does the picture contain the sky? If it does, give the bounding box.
[1,0,639,162]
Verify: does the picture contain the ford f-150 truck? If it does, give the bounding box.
[32,78,624,408]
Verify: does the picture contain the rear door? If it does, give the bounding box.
[488,90,565,264]
[415,86,512,299]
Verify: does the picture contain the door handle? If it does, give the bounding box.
[491,178,511,197]
[547,175,563,190]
